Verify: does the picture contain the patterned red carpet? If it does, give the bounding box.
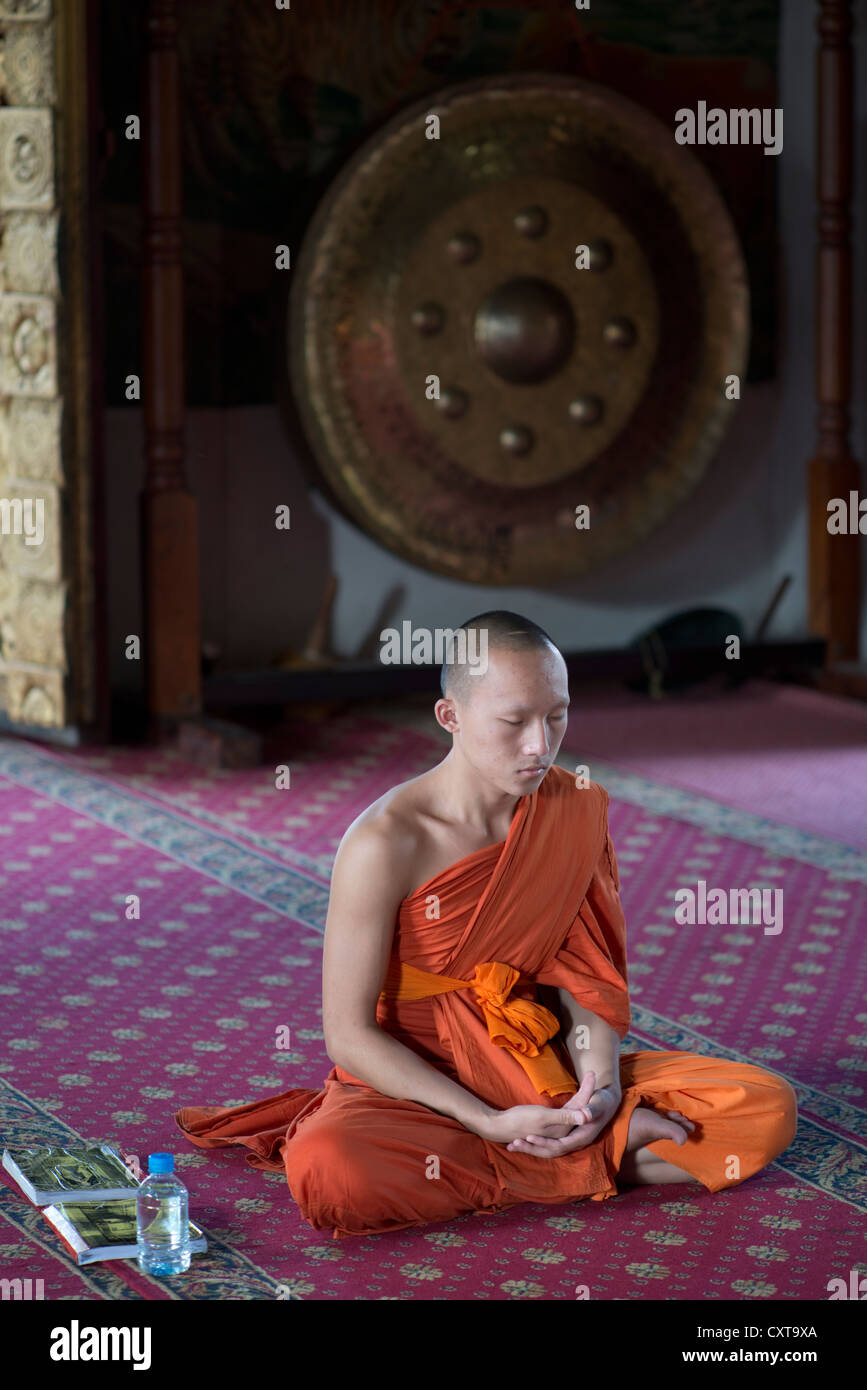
[558,679,867,851]
[0,692,864,1300]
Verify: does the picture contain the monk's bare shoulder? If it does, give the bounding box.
[332,770,434,904]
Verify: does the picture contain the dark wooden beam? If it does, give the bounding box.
[200,639,827,709]
[808,0,860,662]
[139,0,201,729]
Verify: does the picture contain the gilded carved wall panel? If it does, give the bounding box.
[0,0,94,733]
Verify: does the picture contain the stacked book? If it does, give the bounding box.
[2,1143,206,1266]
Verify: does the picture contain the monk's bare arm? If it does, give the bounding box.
[321,821,497,1138]
[548,988,622,1100]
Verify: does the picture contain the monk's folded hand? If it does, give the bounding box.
[482,1103,592,1146]
[535,1070,599,1140]
[504,1076,622,1159]
[483,1072,600,1149]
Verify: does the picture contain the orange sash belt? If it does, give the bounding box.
[379,958,576,1098]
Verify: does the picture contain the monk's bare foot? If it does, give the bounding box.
[626,1105,695,1152]
[618,1107,702,1187]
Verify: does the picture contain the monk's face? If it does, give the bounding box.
[449,646,570,795]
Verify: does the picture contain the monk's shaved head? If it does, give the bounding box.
[440,610,560,704]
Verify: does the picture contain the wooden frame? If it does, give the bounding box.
[809,0,860,666]
[57,0,110,738]
[139,0,201,730]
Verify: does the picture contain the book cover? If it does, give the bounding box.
[42,1199,207,1266]
[2,1143,142,1206]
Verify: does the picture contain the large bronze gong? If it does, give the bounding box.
[289,75,748,585]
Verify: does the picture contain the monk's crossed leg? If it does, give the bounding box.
[283,1083,504,1238]
[283,1053,799,1236]
[615,1051,798,1192]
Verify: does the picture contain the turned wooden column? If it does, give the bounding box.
[139,0,201,726]
[808,0,860,662]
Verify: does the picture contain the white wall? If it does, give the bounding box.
[104,1,867,692]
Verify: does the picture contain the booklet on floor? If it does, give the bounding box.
[2,1143,142,1206]
[41,1198,208,1266]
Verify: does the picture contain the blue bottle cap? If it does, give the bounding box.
[147,1152,175,1174]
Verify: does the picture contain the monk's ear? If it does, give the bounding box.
[434,697,460,734]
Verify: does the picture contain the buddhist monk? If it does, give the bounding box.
[175,610,798,1239]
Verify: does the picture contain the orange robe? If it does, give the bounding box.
[174,768,797,1238]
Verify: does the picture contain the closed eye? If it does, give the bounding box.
[501,714,567,725]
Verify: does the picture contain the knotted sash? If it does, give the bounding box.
[379,957,576,1097]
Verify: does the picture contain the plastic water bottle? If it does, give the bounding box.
[136,1152,191,1275]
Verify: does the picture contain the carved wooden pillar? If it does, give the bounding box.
[140,0,201,728]
[808,0,860,663]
